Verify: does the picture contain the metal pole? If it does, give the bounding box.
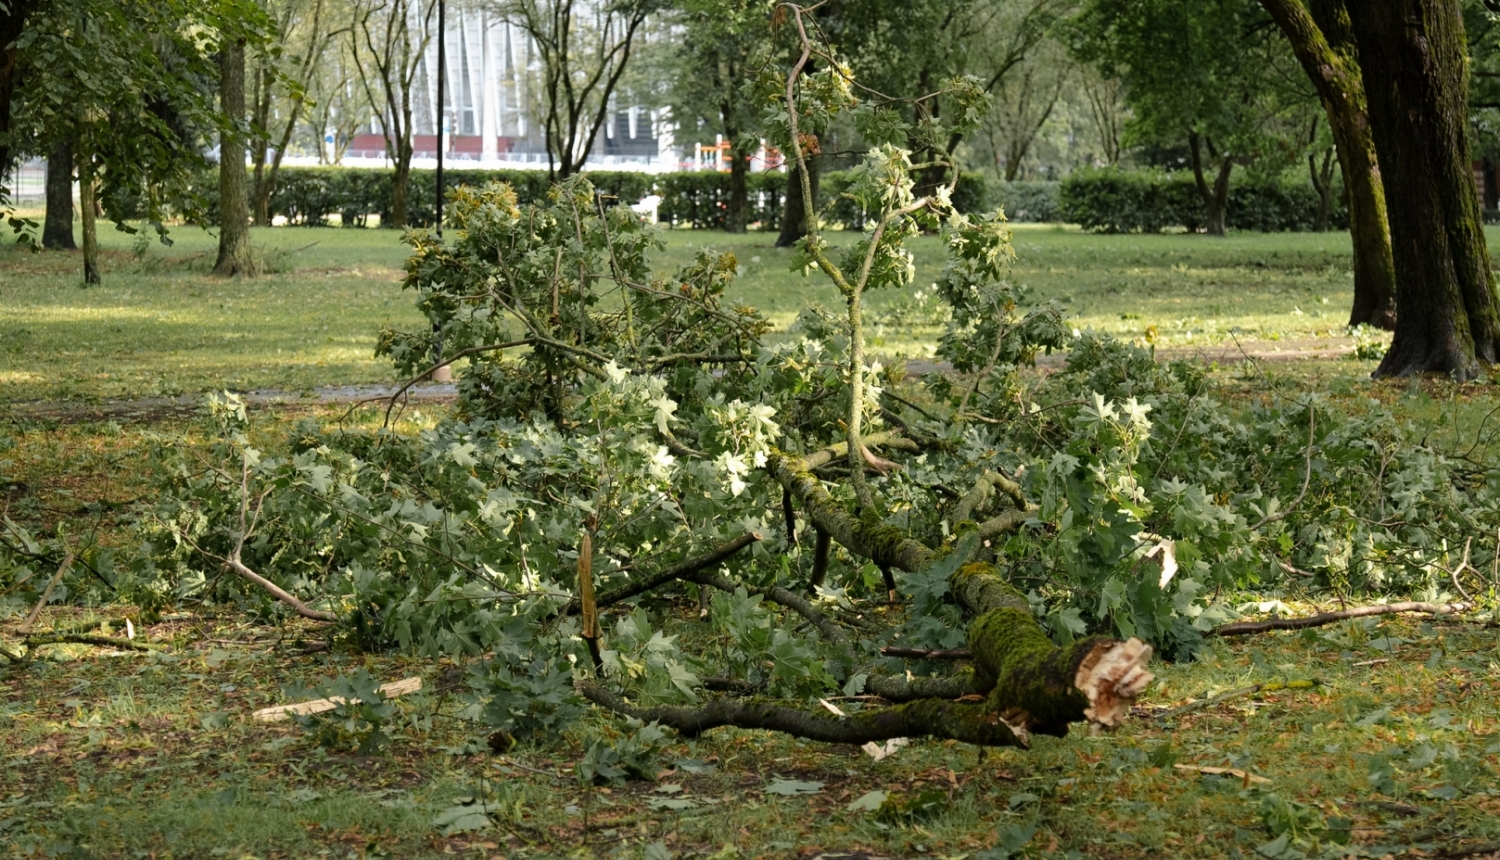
[431,0,451,382]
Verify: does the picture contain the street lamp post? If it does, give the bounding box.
[430,0,451,382]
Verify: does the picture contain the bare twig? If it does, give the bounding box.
[1213,601,1471,636]
[18,549,75,635]
[880,646,973,660]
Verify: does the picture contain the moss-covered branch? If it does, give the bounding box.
[578,681,1022,747]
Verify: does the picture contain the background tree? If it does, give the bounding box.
[41,136,74,249]
[352,0,434,228]
[661,0,774,233]
[1070,0,1286,236]
[6,0,238,284]
[495,0,657,181]
[250,0,345,225]
[1259,0,1396,328]
[215,36,255,276]
[1347,0,1500,377]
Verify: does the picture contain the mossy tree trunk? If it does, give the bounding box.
[1347,0,1500,377]
[1261,0,1397,330]
[214,39,256,277]
[43,136,77,251]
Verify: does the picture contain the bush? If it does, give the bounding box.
[991,181,1060,223]
[259,166,654,228]
[1059,166,1348,233]
[655,170,787,230]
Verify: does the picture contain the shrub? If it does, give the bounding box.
[991,181,1060,223]
[655,170,786,229]
[1059,166,1347,233]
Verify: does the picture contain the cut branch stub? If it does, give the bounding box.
[953,562,1153,741]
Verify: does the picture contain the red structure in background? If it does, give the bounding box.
[346,134,516,160]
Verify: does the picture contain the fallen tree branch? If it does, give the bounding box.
[1250,408,1315,530]
[881,646,973,660]
[18,549,75,635]
[225,559,338,622]
[21,632,155,652]
[692,569,849,645]
[864,671,977,702]
[564,533,761,614]
[1213,601,1471,636]
[578,681,1024,747]
[1153,679,1319,722]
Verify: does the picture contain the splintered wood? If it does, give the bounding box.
[250,676,423,722]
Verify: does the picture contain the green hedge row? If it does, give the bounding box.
[266,166,655,228]
[654,171,787,230]
[1058,167,1348,233]
[991,181,1061,223]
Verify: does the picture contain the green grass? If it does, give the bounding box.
[13,219,1485,404]
[7,219,1500,858]
[3,604,1498,858]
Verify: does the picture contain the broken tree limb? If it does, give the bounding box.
[864,671,977,702]
[809,528,832,589]
[1213,601,1472,636]
[18,550,75,635]
[225,559,337,622]
[1153,679,1319,722]
[21,633,156,653]
[769,446,1153,737]
[881,646,973,660]
[564,532,761,615]
[252,676,423,722]
[690,569,849,645]
[577,681,1024,748]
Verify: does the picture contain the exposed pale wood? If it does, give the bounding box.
[251,676,423,722]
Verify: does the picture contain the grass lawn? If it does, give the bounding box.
[6,217,1468,404]
[2,601,1497,858]
[5,216,1500,858]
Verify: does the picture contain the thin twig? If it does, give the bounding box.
[18,550,75,635]
[1213,601,1471,636]
[1251,408,1315,530]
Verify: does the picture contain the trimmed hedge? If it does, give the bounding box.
[991,181,1060,223]
[266,166,655,228]
[1058,166,1348,233]
[655,170,787,230]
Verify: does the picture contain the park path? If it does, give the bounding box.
[4,337,1356,425]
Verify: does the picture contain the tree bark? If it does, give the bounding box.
[726,142,749,234]
[77,151,99,286]
[775,157,818,247]
[1347,0,1500,377]
[1261,0,1396,330]
[0,0,39,190]
[214,40,256,277]
[43,137,77,251]
[389,145,411,229]
[1187,132,1232,236]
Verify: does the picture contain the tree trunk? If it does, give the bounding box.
[214,40,255,277]
[251,57,271,226]
[726,144,749,234]
[1347,0,1500,377]
[775,157,818,247]
[1261,0,1396,329]
[389,144,411,229]
[78,152,99,286]
[1308,147,1335,233]
[1188,133,1231,236]
[43,137,77,251]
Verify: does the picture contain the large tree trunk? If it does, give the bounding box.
[775,157,818,247]
[1261,0,1396,330]
[726,143,749,234]
[77,151,99,286]
[1187,133,1232,236]
[43,137,77,251]
[214,40,256,277]
[1347,0,1500,377]
[0,0,39,191]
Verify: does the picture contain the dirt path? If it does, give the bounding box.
[4,337,1360,425]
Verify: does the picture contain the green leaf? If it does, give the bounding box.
[846,790,887,812]
[764,778,823,796]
